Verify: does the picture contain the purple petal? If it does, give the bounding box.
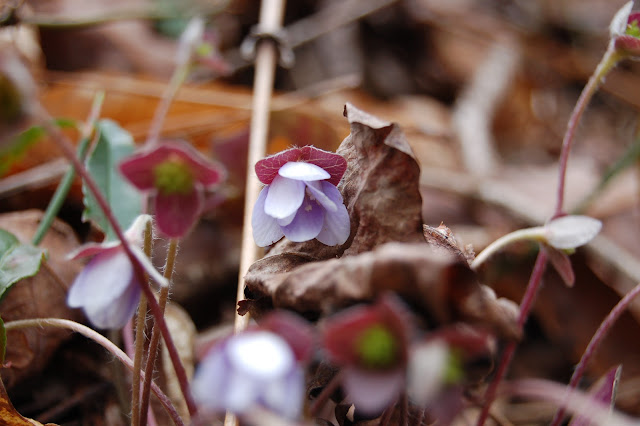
[277,211,296,227]
[252,187,284,246]
[193,344,227,408]
[264,175,305,219]
[67,241,121,260]
[67,249,141,329]
[262,366,305,419]
[305,181,337,212]
[281,197,324,242]
[154,190,202,238]
[278,161,330,181]
[342,367,405,415]
[316,182,350,246]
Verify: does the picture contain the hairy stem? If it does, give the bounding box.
[140,238,179,426]
[4,318,184,426]
[36,106,198,419]
[132,220,153,426]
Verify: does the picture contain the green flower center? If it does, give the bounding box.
[153,158,194,195]
[626,20,640,38]
[355,325,398,369]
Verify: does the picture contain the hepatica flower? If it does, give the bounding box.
[67,215,166,329]
[322,294,412,416]
[252,146,350,247]
[192,311,313,419]
[610,1,640,57]
[119,141,225,238]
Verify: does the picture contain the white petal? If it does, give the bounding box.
[68,249,140,329]
[611,1,633,37]
[278,161,330,181]
[264,175,305,219]
[252,187,285,246]
[545,215,602,249]
[342,367,405,416]
[305,181,337,212]
[227,332,294,380]
[277,210,297,227]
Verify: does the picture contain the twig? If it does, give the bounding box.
[228,0,286,424]
[4,318,184,426]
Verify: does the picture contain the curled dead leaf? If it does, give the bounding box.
[244,105,519,339]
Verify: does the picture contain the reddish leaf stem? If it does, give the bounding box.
[550,281,640,425]
[476,251,547,425]
[477,37,623,426]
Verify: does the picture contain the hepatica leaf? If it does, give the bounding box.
[82,120,142,241]
[0,229,46,302]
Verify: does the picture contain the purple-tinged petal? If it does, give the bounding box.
[305,181,337,212]
[281,197,324,242]
[154,190,202,238]
[67,248,141,329]
[264,175,305,219]
[278,161,330,181]
[300,146,348,186]
[255,148,302,185]
[262,366,305,419]
[342,367,405,415]
[193,342,227,408]
[67,241,121,260]
[252,187,285,247]
[277,211,296,227]
[317,207,350,246]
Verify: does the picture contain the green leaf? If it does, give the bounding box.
[0,119,77,176]
[0,229,46,302]
[82,119,142,240]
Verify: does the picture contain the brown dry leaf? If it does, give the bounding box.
[0,210,83,389]
[243,105,519,338]
[159,302,196,425]
[0,376,56,426]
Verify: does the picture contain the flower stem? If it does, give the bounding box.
[476,37,623,426]
[140,238,179,426]
[31,91,104,246]
[549,280,640,425]
[471,227,545,271]
[554,45,622,218]
[35,105,198,419]
[3,318,184,426]
[132,220,154,426]
[476,250,548,426]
